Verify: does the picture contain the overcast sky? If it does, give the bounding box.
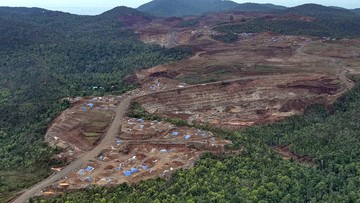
[1,0,359,15]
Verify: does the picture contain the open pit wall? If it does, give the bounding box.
[134,74,345,129]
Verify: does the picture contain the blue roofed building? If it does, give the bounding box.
[130,167,138,173]
[85,166,94,172]
[124,171,131,177]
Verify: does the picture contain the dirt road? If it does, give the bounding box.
[12,97,132,203]
[295,39,355,92]
[168,31,178,47]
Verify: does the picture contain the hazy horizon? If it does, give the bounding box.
[1,0,359,15]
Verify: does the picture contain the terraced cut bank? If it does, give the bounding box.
[135,74,345,129]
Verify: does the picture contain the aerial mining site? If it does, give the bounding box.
[7,2,360,202]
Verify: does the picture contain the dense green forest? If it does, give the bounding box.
[353,8,360,15]
[215,4,360,38]
[32,78,360,202]
[0,7,191,201]
[277,4,359,20]
[211,33,238,43]
[137,0,285,17]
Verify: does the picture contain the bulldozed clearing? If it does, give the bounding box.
[47,118,232,190]
[45,96,122,160]
[135,74,344,129]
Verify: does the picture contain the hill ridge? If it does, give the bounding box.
[137,0,286,17]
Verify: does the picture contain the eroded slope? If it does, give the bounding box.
[135,74,344,129]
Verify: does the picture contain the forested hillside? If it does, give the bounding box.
[353,8,360,15]
[278,4,358,20]
[0,7,191,201]
[137,0,238,17]
[234,3,286,12]
[137,0,285,17]
[216,4,360,38]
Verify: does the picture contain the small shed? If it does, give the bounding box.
[85,177,92,182]
[85,166,94,172]
[130,168,138,173]
[77,169,86,175]
[201,133,206,138]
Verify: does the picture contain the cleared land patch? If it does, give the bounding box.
[135,74,344,129]
[45,96,122,160]
[43,117,231,191]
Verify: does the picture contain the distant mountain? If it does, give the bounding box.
[137,0,285,17]
[99,6,152,19]
[98,6,155,26]
[0,6,48,15]
[0,7,84,28]
[0,6,146,47]
[276,4,358,20]
[235,3,286,12]
[138,0,238,17]
[0,7,82,47]
[216,3,360,38]
[352,8,360,15]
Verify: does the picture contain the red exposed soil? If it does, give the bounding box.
[279,98,318,112]
[274,145,314,165]
[135,153,147,161]
[282,77,344,94]
[171,161,185,167]
[45,96,118,154]
[135,74,344,129]
[104,165,115,170]
[143,156,158,165]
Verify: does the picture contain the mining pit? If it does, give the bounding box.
[135,74,345,129]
